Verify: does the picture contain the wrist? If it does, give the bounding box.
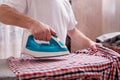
[88,40,95,47]
[84,39,95,48]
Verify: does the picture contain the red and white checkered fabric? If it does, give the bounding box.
[7,46,120,80]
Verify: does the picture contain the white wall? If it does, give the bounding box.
[102,0,120,34]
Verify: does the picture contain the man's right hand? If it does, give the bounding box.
[29,21,56,41]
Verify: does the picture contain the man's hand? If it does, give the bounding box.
[29,21,56,41]
[88,41,102,52]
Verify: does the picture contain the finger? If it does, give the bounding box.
[33,30,41,40]
[34,32,43,40]
[90,44,98,52]
[50,27,56,35]
[34,34,40,40]
[96,43,103,47]
[46,30,51,41]
[37,35,43,40]
[42,29,51,41]
[43,33,49,41]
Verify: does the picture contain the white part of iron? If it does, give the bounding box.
[34,39,50,44]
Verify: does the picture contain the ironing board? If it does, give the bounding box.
[6,46,120,80]
[0,59,17,80]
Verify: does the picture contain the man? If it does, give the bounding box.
[0,0,100,52]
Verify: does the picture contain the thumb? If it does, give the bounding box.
[50,27,57,35]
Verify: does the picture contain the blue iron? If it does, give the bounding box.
[22,32,70,58]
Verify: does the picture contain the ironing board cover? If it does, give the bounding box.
[7,47,120,80]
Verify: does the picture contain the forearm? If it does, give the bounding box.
[0,4,35,29]
[68,28,93,47]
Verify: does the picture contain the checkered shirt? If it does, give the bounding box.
[7,46,120,80]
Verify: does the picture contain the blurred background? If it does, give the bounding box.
[71,0,120,51]
[0,0,120,59]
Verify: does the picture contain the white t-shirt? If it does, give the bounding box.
[4,0,77,43]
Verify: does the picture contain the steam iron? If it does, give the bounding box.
[22,31,70,58]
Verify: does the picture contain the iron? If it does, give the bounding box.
[22,31,70,58]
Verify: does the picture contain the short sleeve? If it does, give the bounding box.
[68,7,78,30]
[3,0,27,13]
[65,0,78,30]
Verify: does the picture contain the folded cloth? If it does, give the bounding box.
[7,46,120,80]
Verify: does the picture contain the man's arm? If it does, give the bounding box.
[0,4,56,41]
[0,4,33,29]
[68,27,101,51]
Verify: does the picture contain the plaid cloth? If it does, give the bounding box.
[7,46,120,80]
